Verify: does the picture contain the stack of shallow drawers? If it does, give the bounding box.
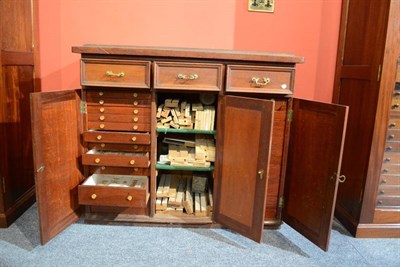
[78,59,151,209]
[378,59,400,208]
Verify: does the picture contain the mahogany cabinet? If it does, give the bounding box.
[333,0,400,237]
[31,46,348,251]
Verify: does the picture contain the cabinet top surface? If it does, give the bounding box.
[72,44,304,64]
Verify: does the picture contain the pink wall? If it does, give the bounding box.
[234,0,342,101]
[37,0,342,102]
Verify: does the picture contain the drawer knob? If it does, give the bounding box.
[100,143,106,148]
[382,168,389,173]
[381,179,387,184]
[100,124,105,129]
[384,157,391,162]
[99,115,105,121]
[388,134,395,140]
[100,107,105,113]
[101,166,106,170]
[95,158,101,163]
[105,70,125,77]
[133,93,138,98]
[131,137,137,142]
[98,92,104,96]
[99,100,104,105]
[130,160,135,165]
[133,145,139,150]
[394,91,400,96]
[281,84,287,89]
[377,200,383,205]
[133,125,138,130]
[134,167,139,172]
[133,101,138,106]
[126,195,133,201]
[133,117,139,122]
[177,73,199,80]
[388,122,396,128]
[96,135,102,140]
[133,109,139,114]
[379,190,385,195]
[385,146,393,151]
[91,194,97,200]
[251,77,271,87]
[392,103,400,109]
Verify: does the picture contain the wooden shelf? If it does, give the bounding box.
[156,128,216,135]
[156,163,214,172]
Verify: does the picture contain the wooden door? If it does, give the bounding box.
[283,99,348,251]
[213,95,274,242]
[0,0,39,227]
[31,90,84,244]
[332,0,392,234]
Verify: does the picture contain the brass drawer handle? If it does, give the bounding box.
[99,107,105,113]
[133,101,138,106]
[392,103,399,109]
[177,73,199,80]
[388,123,396,128]
[99,123,105,129]
[126,195,133,201]
[131,137,137,142]
[251,77,271,87]
[130,160,135,165]
[99,115,105,121]
[133,93,138,97]
[133,117,139,122]
[105,70,125,77]
[133,125,138,130]
[91,194,97,200]
[134,109,139,115]
[95,158,101,163]
[96,135,102,140]
[98,92,104,96]
[384,157,391,162]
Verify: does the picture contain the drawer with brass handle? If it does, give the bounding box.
[87,113,151,124]
[380,164,400,175]
[89,166,150,176]
[86,105,151,116]
[226,65,294,94]
[86,97,151,107]
[87,121,151,132]
[82,150,150,168]
[81,59,151,88]
[377,185,400,196]
[384,141,400,152]
[376,196,400,208]
[86,90,151,100]
[84,131,150,144]
[78,174,148,208]
[154,61,223,91]
[382,153,400,164]
[380,174,400,186]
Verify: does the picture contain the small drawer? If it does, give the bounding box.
[384,141,400,153]
[86,90,151,100]
[81,59,151,88]
[89,166,150,176]
[87,105,152,116]
[386,129,400,141]
[87,143,151,152]
[376,196,400,208]
[381,164,400,175]
[154,62,223,91]
[84,131,150,144]
[86,97,151,107]
[78,174,148,208]
[87,121,151,132]
[380,175,400,186]
[388,116,400,130]
[226,65,294,94]
[382,153,400,164]
[87,113,151,124]
[391,98,400,111]
[377,185,400,197]
[82,150,150,168]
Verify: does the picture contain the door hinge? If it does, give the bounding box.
[278,196,284,208]
[1,176,5,194]
[80,101,87,114]
[287,109,293,122]
[377,64,382,82]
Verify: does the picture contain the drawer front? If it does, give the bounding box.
[388,116,400,130]
[376,196,400,208]
[86,97,151,107]
[87,121,151,132]
[380,174,400,186]
[88,143,150,152]
[78,185,147,208]
[87,113,151,124]
[226,65,294,94]
[384,141,400,153]
[154,62,223,91]
[381,164,400,175]
[377,185,400,197]
[82,151,150,168]
[89,166,150,176]
[382,153,400,165]
[87,105,151,116]
[86,90,151,100]
[84,131,150,144]
[81,59,151,88]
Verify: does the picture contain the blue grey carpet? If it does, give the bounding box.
[0,203,399,267]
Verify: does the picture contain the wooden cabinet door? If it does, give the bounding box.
[283,98,348,251]
[213,95,274,242]
[31,90,84,244]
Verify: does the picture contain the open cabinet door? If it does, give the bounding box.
[283,98,348,251]
[31,90,84,244]
[214,95,274,242]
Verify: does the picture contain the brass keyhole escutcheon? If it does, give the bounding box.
[258,169,264,180]
[91,194,97,200]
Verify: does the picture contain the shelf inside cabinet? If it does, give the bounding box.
[156,163,214,172]
[156,128,216,135]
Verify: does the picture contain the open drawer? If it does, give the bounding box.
[78,174,149,207]
[82,149,150,168]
